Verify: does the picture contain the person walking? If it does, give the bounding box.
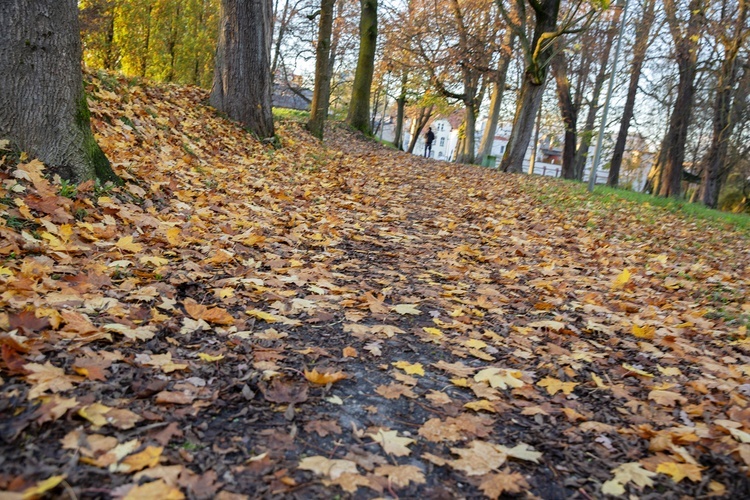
[424,127,435,158]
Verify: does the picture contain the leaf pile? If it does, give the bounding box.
[1,73,749,498]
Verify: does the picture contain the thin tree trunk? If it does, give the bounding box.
[210,0,275,139]
[271,0,290,76]
[478,31,514,165]
[500,0,560,173]
[307,0,334,140]
[608,0,655,187]
[141,2,153,78]
[572,5,622,180]
[346,0,377,133]
[393,72,407,150]
[407,105,432,153]
[0,0,120,183]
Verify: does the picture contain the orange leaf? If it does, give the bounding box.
[304,369,348,385]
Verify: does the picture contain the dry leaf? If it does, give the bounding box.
[368,429,415,457]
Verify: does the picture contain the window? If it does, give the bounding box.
[439,137,445,147]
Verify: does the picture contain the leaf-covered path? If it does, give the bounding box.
[1,74,750,499]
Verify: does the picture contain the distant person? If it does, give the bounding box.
[424,127,435,158]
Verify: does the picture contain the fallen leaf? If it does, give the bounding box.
[304,368,348,385]
[392,361,424,376]
[368,429,415,457]
[479,470,530,499]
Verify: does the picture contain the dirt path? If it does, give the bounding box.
[1,75,750,499]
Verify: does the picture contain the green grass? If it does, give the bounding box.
[273,107,309,122]
[374,137,397,149]
[592,185,750,233]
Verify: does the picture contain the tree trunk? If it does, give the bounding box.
[655,0,704,198]
[393,72,408,150]
[141,2,153,78]
[551,50,577,179]
[210,0,275,139]
[477,31,514,165]
[700,1,749,208]
[307,0,335,140]
[609,0,655,187]
[460,102,477,164]
[346,0,377,134]
[0,0,120,183]
[406,105,432,154]
[501,74,547,173]
[500,0,560,173]
[572,6,622,181]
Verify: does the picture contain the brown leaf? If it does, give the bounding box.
[259,377,309,403]
[479,471,530,499]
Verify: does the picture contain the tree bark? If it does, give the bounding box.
[551,50,578,179]
[572,6,621,181]
[347,0,378,134]
[500,0,560,173]
[653,0,704,198]
[477,31,515,165]
[393,72,408,150]
[700,0,749,207]
[0,0,120,183]
[210,0,275,139]
[307,0,335,140]
[406,105,432,153]
[608,0,656,187]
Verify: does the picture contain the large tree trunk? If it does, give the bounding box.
[608,0,656,187]
[551,50,577,179]
[0,0,120,183]
[500,0,560,173]
[477,31,514,165]
[393,72,408,150]
[307,0,335,140]
[210,0,275,139]
[346,0,377,134]
[654,0,704,198]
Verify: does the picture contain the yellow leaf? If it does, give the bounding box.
[197,353,225,362]
[393,361,424,376]
[537,376,578,395]
[123,479,184,500]
[367,429,415,456]
[474,368,524,389]
[116,235,143,253]
[0,266,15,276]
[392,303,421,315]
[648,389,687,406]
[140,255,170,267]
[422,327,443,337]
[21,475,66,500]
[465,338,487,349]
[622,363,654,377]
[119,446,163,473]
[304,369,348,385]
[165,227,182,247]
[78,403,112,428]
[591,373,608,388]
[632,324,655,339]
[657,365,682,376]
[464,399,497,413]
[612,268,631,289]
[656,462,703,483]
[246,309,280,323]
